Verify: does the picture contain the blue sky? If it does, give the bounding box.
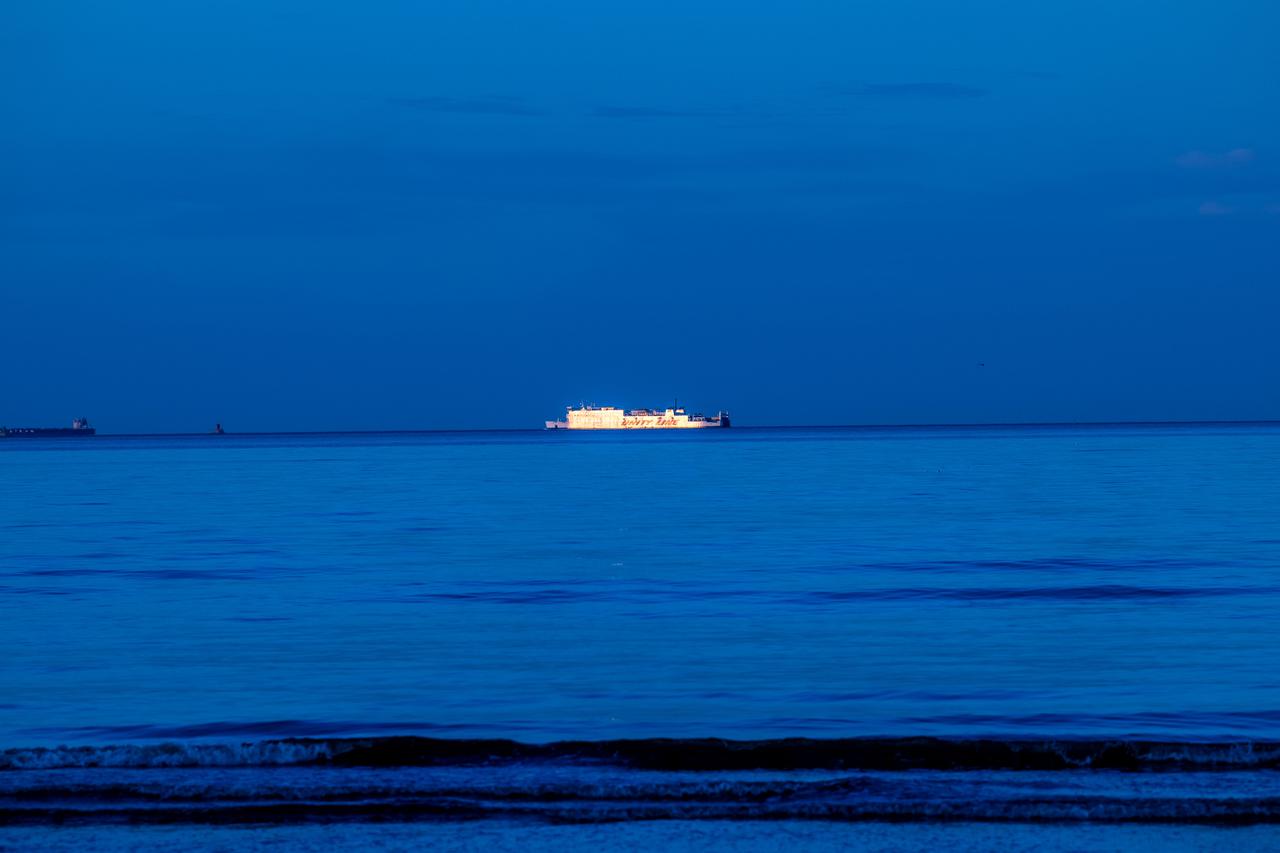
[3,1,1277,430]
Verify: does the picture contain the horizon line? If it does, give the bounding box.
[54,417,1280,438]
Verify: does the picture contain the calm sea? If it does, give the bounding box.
[3,424,1279,848]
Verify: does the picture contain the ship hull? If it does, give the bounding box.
[566,419,727,430]
[550,411,730,430]
[1,428,97,438]
[548,405,729,430]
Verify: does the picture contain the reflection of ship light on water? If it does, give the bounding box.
[545,405,730,430]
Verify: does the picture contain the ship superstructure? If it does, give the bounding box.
[546,405,729,430]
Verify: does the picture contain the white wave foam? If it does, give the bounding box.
[0,740,344,770]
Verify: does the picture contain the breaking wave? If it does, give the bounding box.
[6,736,1280,772]
[5,737,1280,825]
[4,798,1280,825]
[0,740,342,771]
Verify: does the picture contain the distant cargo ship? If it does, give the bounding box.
[546,405,730,430]
[0,417,96,438]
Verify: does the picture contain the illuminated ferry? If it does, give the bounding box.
[546,405,730,430]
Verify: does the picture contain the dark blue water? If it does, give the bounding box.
[3,424,1279,845]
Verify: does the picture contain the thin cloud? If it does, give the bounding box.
[590,105,718,119]
[1198,201,1234,216]
[390,96,543,116]
[1175,148,1255,169]
[826,82,989,100]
